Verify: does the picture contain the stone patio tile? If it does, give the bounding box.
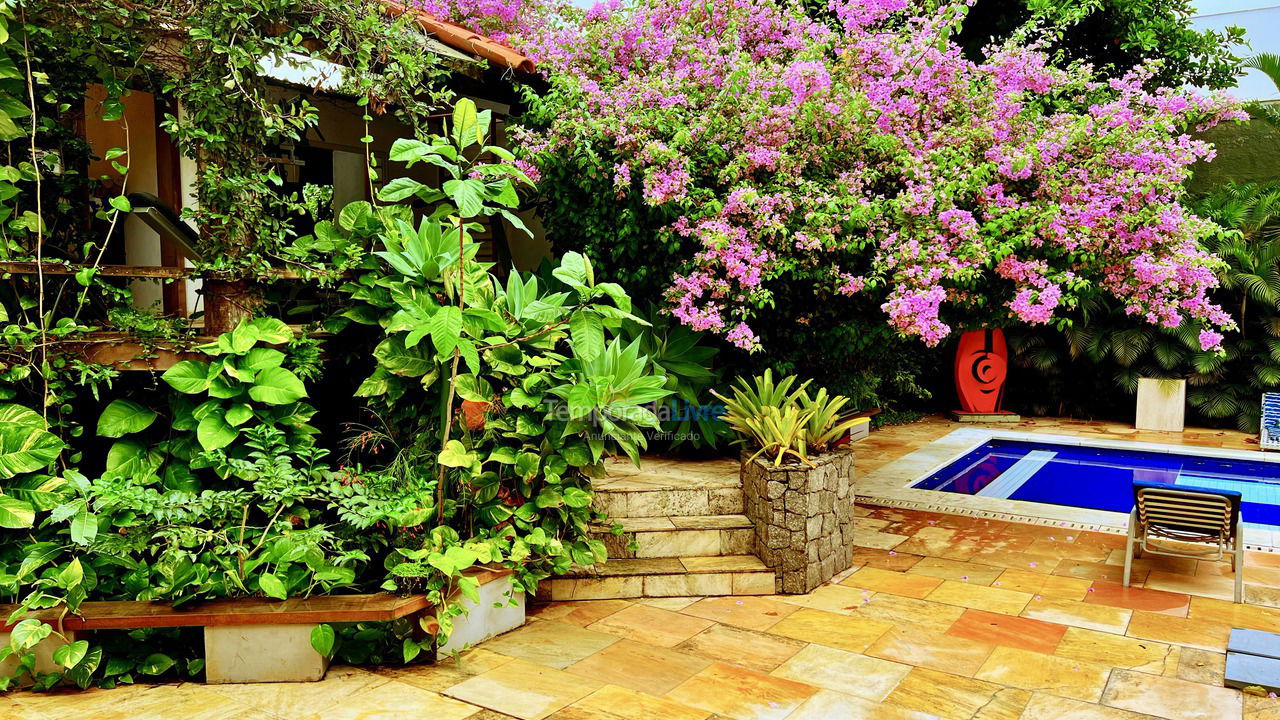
[1188,596,1280,632]
[1053,627,1176,673]
[853,546,924,572]
[643,572,734,597]
[1100,668,1243,720]
[856,593,966,635]
[865,626,996,677]
[1083,582,1190,617]
[787,690,937,720]
[1246,585,1280,609]
[766,607,894,654]
[769,584,870,615]
[664,662,817,720]
[637,596,702,611]
[530,600,634,627]
[992,569,1091,600]
[1245,695,1280,720]
[565,639,711,696]
[968,548,1061,574]
[905,556,1005,585]
[1176,647,1227,686]
[840,567,944,599]
[674,624,806,673]
[480,619,619,669]
[587,603,714,647]
[945,608,1068,654]
[1052,560,1140,585]
[546,577,644,601]
[1074,532,1130,551]
[924,580,1033,615]
[294,680,480,720]
[771,643,911,702]
[445,658,604,720]
[1020,693,1165,720]
[974,646,1111,702]
[1144,571,1237,601]
[884,667,1029,720]
[999,523,1074,542]
[1027,539,1113,563]
[679,595,798,631]
[558,684,710,720]
[1103,550,1199,576]
[894,527,980,561]
[377,648,513,693]
[208,666,391,719]
[18,683,269,720]
[1021,597,1132,635]
[853,528,911,550]
[1125,610,1231,652]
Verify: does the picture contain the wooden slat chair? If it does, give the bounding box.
[1123,480,1244,602]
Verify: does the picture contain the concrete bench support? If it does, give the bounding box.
[204,624,329,684]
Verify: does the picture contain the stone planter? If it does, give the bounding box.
[741,446,856,594]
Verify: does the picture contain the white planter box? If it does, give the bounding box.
[1135,378,1186,432]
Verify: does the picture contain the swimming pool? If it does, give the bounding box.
[912,439,1280,529]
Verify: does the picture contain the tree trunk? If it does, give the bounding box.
[203,279,263,336]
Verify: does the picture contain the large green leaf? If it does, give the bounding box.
[0,495,34,528]
[196,414,238,451]
[570,312,604,361]
[430,306,463,357]
[0,422,64,479]
[259,573,288,600]
[248,367,307,405]
[97,399,158,438]
[374,337,435,378]
[162,361,213,394]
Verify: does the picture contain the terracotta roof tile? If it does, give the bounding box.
[380,0,535,74]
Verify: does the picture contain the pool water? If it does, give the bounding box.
[913,440,1280,529]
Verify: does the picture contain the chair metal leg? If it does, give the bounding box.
[1124,509,1138,588]
[1235,520,1245,604]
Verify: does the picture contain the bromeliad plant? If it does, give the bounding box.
[713,370,861,466]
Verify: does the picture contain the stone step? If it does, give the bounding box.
[542,555,776,600]
[591,514,755,559]
[592,457,743,519]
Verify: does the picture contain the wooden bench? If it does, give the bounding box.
[0,568,523,683]
[1,594,431,683]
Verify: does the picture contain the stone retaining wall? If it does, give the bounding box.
[741,446,856,593]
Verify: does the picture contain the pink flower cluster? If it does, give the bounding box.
[448,0,1243,351]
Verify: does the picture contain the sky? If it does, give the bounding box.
[1192,0,1280,100]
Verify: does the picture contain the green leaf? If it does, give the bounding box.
[9,619,51,650]
[0,496,34,529]
[53,640,89,669]
[310,624,336,657]
[438,439,477,468]
[443,179,486,217]
[196,414,238,451]
[570,313,604,361]
[259,573,288,600]
[108,196,132,213]
[162,361,212,394]
[138,653,175,676]
[562,486,593,508]
[225,403,254,427]
[97,399,158,438]
[402,637,423,663]
[374,336,435,378]
[430,306,463,357]
[452,98,479,148]
[248,367,307,405]
[70,511,98,545]
[243,348,285,371]
[378,177,425,202]
[0,423,63,479]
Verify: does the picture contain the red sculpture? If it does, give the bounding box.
[955,329,1009,415]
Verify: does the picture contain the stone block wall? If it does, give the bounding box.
[742,446,856,594]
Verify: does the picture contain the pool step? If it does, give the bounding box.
[591,514,755,558]
[540,555,775,600]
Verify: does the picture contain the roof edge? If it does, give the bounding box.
[380,0,536,74]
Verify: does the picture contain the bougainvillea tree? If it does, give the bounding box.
[429,0,1244,355]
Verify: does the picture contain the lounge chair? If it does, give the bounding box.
[1123,480,1244,603]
